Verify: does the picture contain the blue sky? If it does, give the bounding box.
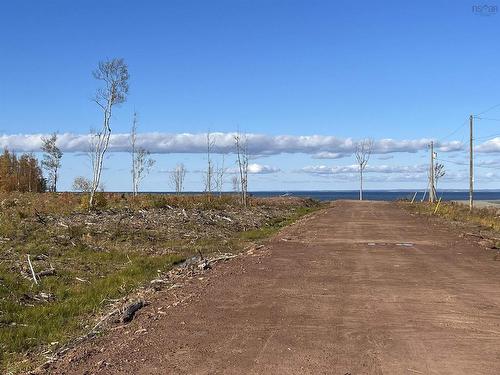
[1,0,500,191]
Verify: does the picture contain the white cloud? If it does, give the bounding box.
[298,165,491,183]
[483,172,500,180]
[477,158,500,167]
[435,141,463,152]
[228,163,280,175]
[373,138,462,153]
[247,163,280,174]
[298,161,500,184]
[0,132,468,156]
[311,152,349,159]
[300,164,428,175]
[476,137,500,153]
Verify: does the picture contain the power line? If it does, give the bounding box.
[476,103,500,116]
[432,105,500,211]
[475,164,500,170]
[436,157,499,170]
[437,117,469,143]
[475,133,500,141]
[475,116,500,122]
[474,116,500,140]
[435,157,467,166]
[435,113,500,144]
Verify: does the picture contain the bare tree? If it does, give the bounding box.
[434,162,445,191]
[204,131,215,196]
[72,176,92,192]
[354,138,374,201]
[88,58,129,208]
[234,132,249,207]
[41,133,63,192]
[130,112,155,196]
[131,112,138,195]
[231,175,240,193]
[133,149,155,195]
[215,155,226,196]
[170,163,187,194]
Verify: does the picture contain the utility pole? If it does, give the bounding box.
[469,114,474,211]
[429,141,436,203]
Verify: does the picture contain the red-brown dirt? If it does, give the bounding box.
[43,201,500,374]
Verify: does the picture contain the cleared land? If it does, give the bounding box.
[0,193,317,373]
[43,200,500,374]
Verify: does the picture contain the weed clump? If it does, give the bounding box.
[403,201,500,233]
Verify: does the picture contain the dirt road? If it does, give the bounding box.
[47,201,500,374]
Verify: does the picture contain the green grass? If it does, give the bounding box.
[0,253,183,371]
[239,206,318,241]
[0,193,321,373]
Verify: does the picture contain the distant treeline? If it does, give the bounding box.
[0,149,46,192]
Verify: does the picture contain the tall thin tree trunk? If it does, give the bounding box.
[54,166,58,192]
[359,169,363,201]
[89,102,112,208]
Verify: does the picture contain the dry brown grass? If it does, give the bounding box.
[402,200,500,234]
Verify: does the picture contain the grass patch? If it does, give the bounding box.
[240,206,319,241]
[0,253,183,372]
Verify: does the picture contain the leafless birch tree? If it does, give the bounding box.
[170,163,187,194]
[215,155,226,196]
[354,138,374,201]
[88,58,129,208]
[130,112,155,196]
[204,131,215,196]
[434,162,445,191]
[234,132,249,207]
[231,175,240,193]
[72,176,92,192]
[41,133,63,192]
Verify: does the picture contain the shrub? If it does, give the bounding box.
[79,192,107,210]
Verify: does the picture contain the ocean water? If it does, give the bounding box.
[144,190,500,202]
[249,190,500,202]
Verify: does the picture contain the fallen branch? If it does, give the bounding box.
[206,254,238,265]
[121,299,146,323]
[90,308,121,334]
[27,254,38,285]
[197,249,205,260]
[33,292,54,302]
[34,209,46,224]
[37,268,56,278]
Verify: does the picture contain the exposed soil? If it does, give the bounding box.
[42,201,500,374]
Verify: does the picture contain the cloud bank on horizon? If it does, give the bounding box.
[2,131,498,188]
[300,164,429,175]
[299,164,499,183]
[0,132,488,156]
